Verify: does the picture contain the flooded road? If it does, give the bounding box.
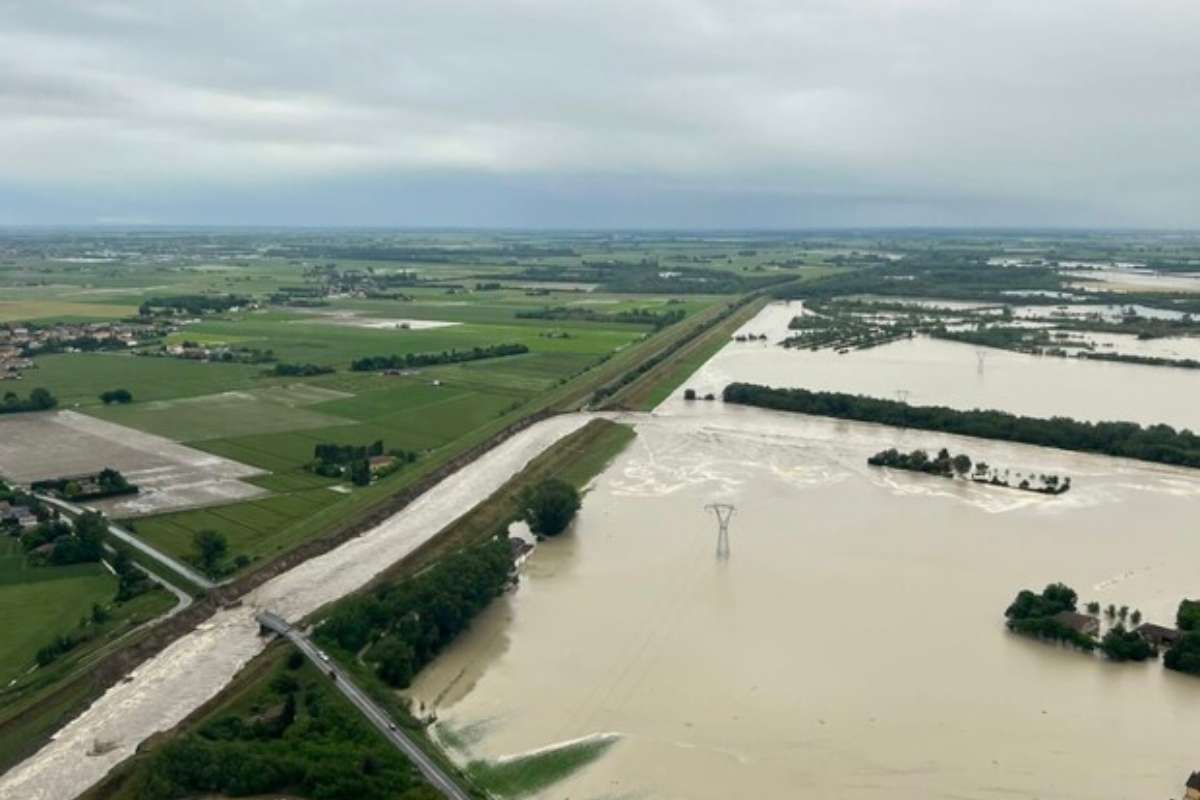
[0,414,593,800]
[406,303,1200,799]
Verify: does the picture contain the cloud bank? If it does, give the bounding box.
[2,1,1197,227]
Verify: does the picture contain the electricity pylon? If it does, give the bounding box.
[705,503,736,560]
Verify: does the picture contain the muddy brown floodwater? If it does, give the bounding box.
[407,303,1200,799]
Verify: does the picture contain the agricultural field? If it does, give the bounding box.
[0,230,834,579]
[0,411,267,516]
[0,538,173,691]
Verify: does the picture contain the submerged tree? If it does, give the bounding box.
[519,478,582,537]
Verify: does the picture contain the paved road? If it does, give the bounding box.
[37,494,218,590]
[257,611,472,800]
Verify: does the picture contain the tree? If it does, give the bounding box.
[1100,624,1155,662]
[1165,631,1200,675]
[1130,609,1142,626]
[951,454,972,476]
[1177,599,1200,632]
[100,388,133,405]
[683,389,697,401]
[193,529,228,574]
[1086,601,1101,614]
[350,459,371,487]
[519,479,581,537]
[29,387,56,410]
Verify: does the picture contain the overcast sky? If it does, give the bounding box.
[1,0,1197,228]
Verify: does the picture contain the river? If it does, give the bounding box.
[0,414,593,800]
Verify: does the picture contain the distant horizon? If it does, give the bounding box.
[3,223,1200,236]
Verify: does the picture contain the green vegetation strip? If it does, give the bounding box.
[723,383,1200,469]
[465,736,617,799]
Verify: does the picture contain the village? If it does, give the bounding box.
[0,319,174,380]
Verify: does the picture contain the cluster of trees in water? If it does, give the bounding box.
[0,387,56,414]
[518,478,581,538]
[1167,600,1200,676]
[868,447,1070,494]
[1004,583,1154,660]
[129,658,437,800]
[350,343,529,372]
[317,535,517,689]
[515,305,686,330]
[138,294,250,316]
[1004,583,1200,672]
[783,313,913,352]
[722,383,1200,469]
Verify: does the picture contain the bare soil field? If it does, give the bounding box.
[0,411,267,516]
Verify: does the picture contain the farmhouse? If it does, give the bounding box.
[1,504,38,531]
[1052,610,1100,637]
[1137,623,1183,649]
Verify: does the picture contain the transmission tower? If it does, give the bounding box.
[705,503,736,560]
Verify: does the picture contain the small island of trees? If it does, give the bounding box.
[868,447,1070,495]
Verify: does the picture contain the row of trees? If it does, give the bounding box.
[317,535,517,688]
[0,387,56,414]
[138,294,249,316]
[271,362,335,377]
[723,383,1200,469]
[515,306,686,330]
[350,343,529,372]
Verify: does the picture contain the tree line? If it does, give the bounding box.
[723,383,1200,469]
[1,387,56,414]
[350,343,529,372]
[139,294,250,316]
[515,305,686,330]
[316,535,516,689]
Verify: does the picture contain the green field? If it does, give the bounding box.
[0,540,174,688]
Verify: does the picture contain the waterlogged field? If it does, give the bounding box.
[678,302,1200,431]
[398,302,1200,799]
[410,408,1200,800]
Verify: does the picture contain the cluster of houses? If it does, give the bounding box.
[0,320,171,380]
[1052,610,1185,649]
[0,500,39,531]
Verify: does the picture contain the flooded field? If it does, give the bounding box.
[412,411,1200,800]
[693,302,1200,430]
[408,302,1200,799]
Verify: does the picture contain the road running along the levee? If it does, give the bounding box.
[0,413,592,800]
[257,612,471,800]
[38,494,219,590]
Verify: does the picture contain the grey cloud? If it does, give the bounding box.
[0,0,1197,226]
